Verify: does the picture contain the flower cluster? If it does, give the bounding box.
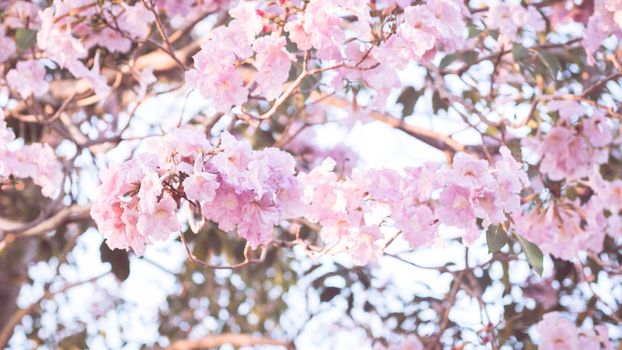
[584,0,622,64]
[523,101,614,181]
[91,128,303,255]
[515,197,608,260]
[0,111,63,198]
[375,0,469,70]
[186,0,470,112]
[484,3,545,47]
[536,312,613,350]
[299,147,529,265]
[6,60,49,99]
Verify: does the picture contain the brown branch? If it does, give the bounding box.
[0,204,93,253]
[179,232,269,269]
[314,93,467,154]
[166,333,293,350]
[0,271,110,349]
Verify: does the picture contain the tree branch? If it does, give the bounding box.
[166,333,293,350]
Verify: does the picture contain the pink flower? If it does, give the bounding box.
[437,184,475,228]
[156,0,195,17]
[583,111,613,147]
[284,17,312,50]
[472,189,505,226]
[137,193,181,241]
[495,146,529,213]
[486,4,545,46]
[186,43,248,112]
[0,29,16,63]
[448,153,494,189]
[202,183,249,233]
[284,0,344,60]
[349,225,381,266]
[583,0,622,64]
[137,170,163,214]
[37,6,88,69]
[252,34,295,100]
[237,195,281,248]
[394,205,439,248]
[118,2,155,40]
[229,1,263,41]
[5,1,41,29]
[183,172,220,204]
[85,28,131,53]
[210,131,253,190]
[6,60,49,99]
[536,312,580,350]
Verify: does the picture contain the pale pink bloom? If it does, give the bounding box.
[245,147,297,197]
[202,183,249,232]
[394,205,439,248]
[472,189,505,227]
[156,0,195,16]
[37,7,88,69]
[536,312,580,350]
[210,25,254,59]
[229,1,263,40]
[401,336,424,350]
[527,126,600,181]
[349,225,381,266]
[0,29,16,63]
[437,184,475,228]
[583,0,622,64]
[151,127,211,169]
[183,172,219,203]
[118,2,155,40]
[284,17,312,51]
[211,131,253,190]
[67,52,111,98]
[537,312,613,350]
[85,28,132,53]
[583,111,613,147]
[136,67,157,99]
[5,143,63,198]
[0,111,15,145]
[6,60,49,98]
[495,146,529,213]
[5,1,41,29]
[547,100,586,120]
[514,198,607,260]
[486,4,545,46]
[137,171,163,214]
[93,198,148,255]
[237,195,280,248]
[185,41,248,111]
[252,34,296,100]
[284,0,344,59]
[403,162,443,202]
[448,153,494,189]
[137,194,181,241]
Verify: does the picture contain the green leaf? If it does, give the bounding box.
[15,28,37,51]
[536,50,561,79]
[467,25,483,39]
[461,50,479,66]
[511,43,529,62]
[100,242,130,281]
[488,29,500,41]
[396,86,422,117]
[439,54,458,70]
[486,225,508,254]
[516,234,544,276]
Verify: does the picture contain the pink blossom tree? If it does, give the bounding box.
[0,0,621,349]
